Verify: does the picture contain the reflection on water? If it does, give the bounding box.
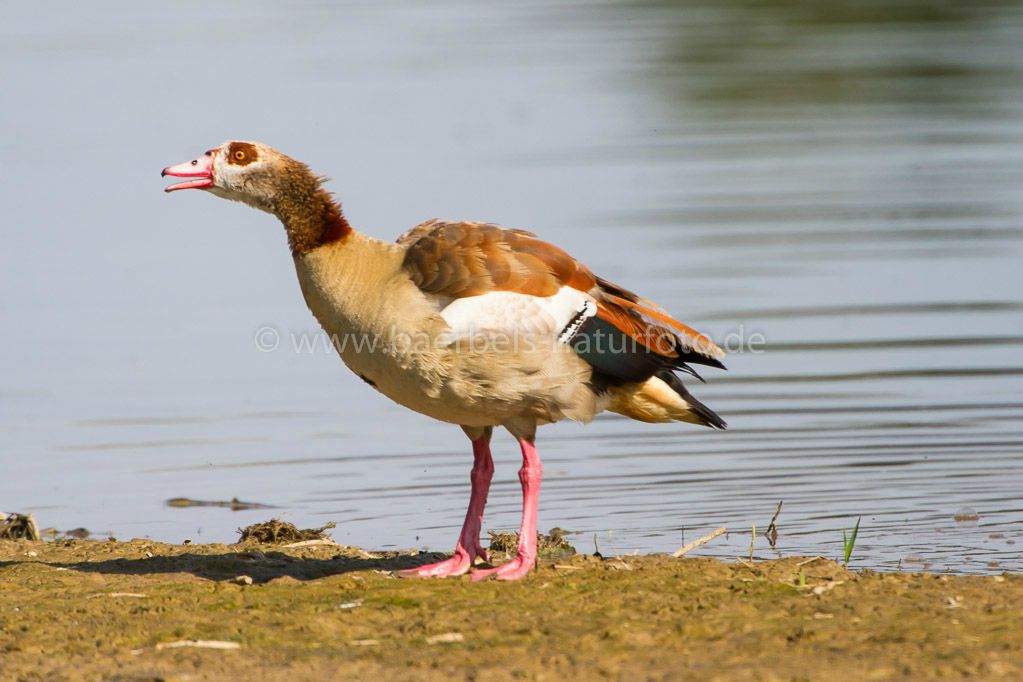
[1,0,1021,573]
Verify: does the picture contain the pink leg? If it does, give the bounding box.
[401,436,494,578]
[471,438,542,582]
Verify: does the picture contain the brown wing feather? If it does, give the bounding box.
[594,276,671,316]
[400,220,724,366]
[596,295,725,365]
[401,220,590,299]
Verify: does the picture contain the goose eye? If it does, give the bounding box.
[234,150,246,161]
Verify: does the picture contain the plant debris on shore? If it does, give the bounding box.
[487,527,576,558]
[237,519,337,544]
[0,512,40,541]
[167,497,275,511]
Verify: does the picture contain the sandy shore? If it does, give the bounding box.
[1,538,1020,680]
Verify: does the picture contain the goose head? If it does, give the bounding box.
[163,141,350,254]
[162,140,306,213]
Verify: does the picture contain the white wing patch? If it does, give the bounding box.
[558,298,596,344]
[439,287,596,345]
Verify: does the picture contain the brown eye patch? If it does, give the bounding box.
[226,142,258,166]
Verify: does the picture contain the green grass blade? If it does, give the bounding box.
[843,516,862,565]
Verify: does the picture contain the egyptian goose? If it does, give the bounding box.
[163,141,726,581]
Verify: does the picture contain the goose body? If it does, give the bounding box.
[163,141,726,581]
[294,231,597,427]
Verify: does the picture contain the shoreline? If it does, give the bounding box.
[2,538,1021,679]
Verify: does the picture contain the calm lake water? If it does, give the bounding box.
[2,1,1021,573]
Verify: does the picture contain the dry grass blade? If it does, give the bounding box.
[155,640,241,651]
[671,527,726,558]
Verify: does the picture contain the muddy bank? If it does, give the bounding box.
[0,539,1020,681]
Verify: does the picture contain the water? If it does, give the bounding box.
[2,1,1021,573]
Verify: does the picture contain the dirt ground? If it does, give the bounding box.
[0,538,1020,681]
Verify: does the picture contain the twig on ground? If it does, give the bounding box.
[671,527,726,558]
[796,555,828,567]
[765,500,783,548]
[426,632,464,644]
[282,538,338,549]
[154,640,241,651]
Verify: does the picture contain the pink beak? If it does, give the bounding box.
[162,151,215,192]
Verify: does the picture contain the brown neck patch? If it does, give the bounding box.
[319,200,352,246]
[269,160,352,255]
